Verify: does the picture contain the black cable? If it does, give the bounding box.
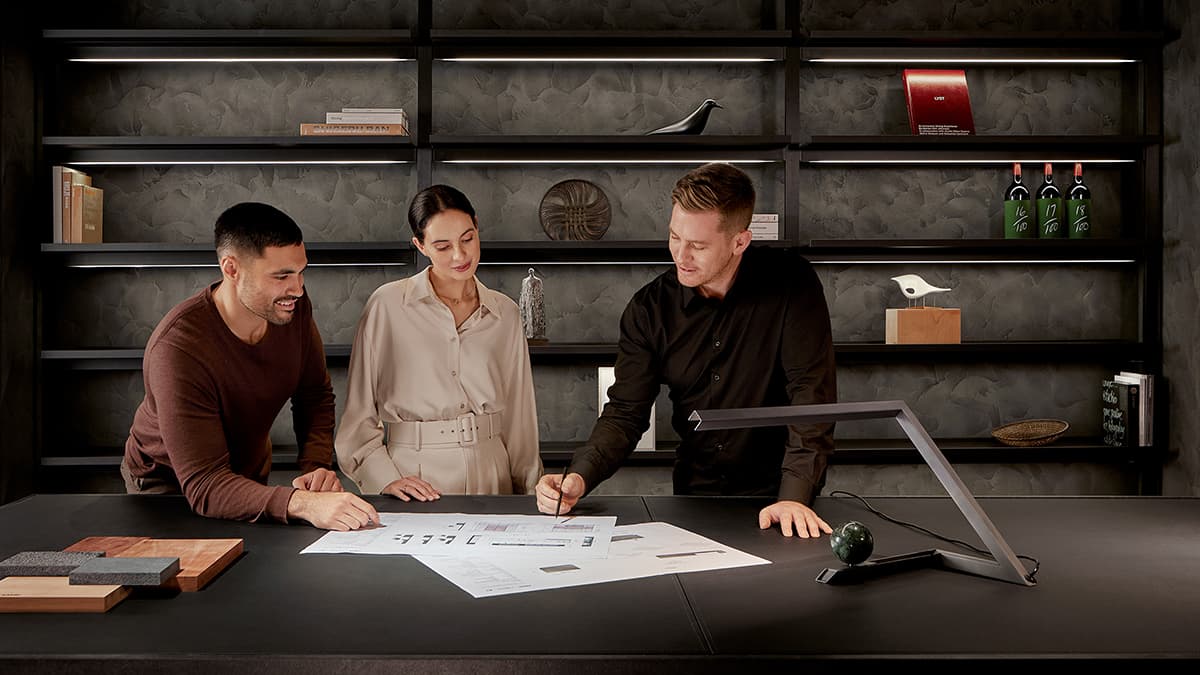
[829,490,1040,582]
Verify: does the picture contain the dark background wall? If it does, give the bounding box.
[0,12,37,503]
[2,0,1192,501]
[1164,0,1199,496]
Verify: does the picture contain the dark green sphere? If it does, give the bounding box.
[830,521,874,565]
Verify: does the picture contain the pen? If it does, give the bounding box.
[554,464,568,518]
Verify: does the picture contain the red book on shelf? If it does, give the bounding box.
[902,69,975,136]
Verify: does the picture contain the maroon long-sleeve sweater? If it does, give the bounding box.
[123,281,334,523]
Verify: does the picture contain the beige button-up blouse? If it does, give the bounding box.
[335,267,542,494]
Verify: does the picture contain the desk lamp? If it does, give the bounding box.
[689,400,1035,587]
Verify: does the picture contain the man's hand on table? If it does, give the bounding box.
[759,500,832,538]
[292,467,344,492]
[287,490,380,531]
[535,472,586,515]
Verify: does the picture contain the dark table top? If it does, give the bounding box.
[645,495,1200,661]
[2,493,1199,673]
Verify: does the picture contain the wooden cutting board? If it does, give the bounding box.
[115,539,243,592]
[64,536,150,558]
[0,577,129,613]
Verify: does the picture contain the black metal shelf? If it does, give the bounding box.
[43,29,416,60]
[431,29,787,60]
[39,134,1157,165]
[38,344,617,369]
[801,30,1164,62]
[39,239,1143,267]
[43,136,415,164]
[41,28,1162,61]
[799,135,1160,163]
[831,340,1146,364]
[431,135,789,162]
[41,339,1145,371]
[40,241,414,268]
[38,437,1158,470]
[828,437,1157,464]
[38,444,680,469]
[539,442,679,466]
[479,241,671,265]
[804,238,1146,263]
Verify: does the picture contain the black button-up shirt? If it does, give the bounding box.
[570,245,837,504]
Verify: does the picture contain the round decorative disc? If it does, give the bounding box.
[539,179,612,241]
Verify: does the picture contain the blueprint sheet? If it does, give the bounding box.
[300,513,616,558]
[413,521,771,598]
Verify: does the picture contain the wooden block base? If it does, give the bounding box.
[885,307,962,344]
[0,577,129,613]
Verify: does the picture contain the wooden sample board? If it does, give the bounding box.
[0,577,129,613]
[115,539,243,592]
[64,536,150,558]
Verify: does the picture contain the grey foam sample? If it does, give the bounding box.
[69,557,181,587]
[0,551,104,578]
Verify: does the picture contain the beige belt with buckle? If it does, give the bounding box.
[384,412,501,449]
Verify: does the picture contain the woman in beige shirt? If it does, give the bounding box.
[335,185,543,499]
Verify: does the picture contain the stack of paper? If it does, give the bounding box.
[301,513,769,597]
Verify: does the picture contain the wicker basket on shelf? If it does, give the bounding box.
[990,419,1070,447]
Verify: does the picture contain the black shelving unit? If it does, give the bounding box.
[42,339,1147,371]
[40,241,414,267]
[42,28,416,60]
[33,5,1167,493]
[43,136,416,164]
[430,135,789,163]
[38,438,1159,471]
[800,30,1163,62]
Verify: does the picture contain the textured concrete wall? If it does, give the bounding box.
[1163,0,1200,496]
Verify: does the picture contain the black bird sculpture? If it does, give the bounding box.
[646,99,722,135]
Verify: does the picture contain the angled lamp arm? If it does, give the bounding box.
[688,400,1034,586]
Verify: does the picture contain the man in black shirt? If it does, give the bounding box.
[535,163,837,537]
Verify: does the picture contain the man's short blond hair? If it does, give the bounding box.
[670,162,756,234]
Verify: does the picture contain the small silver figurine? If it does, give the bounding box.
[519,267,547,343]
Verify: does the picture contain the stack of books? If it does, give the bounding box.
[51,166,103,244]
[1101,370,1154,448]
[300,107,409,136]
[749,213,778,241]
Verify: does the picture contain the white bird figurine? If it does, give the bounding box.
[647,99,722,135]
[891,274,951,307]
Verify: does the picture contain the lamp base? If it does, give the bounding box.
[816,548,1035,586]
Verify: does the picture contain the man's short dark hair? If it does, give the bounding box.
[671,162,756,234]
[214,202,303,259]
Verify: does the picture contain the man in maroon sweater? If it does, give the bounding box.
[123,202,378,530]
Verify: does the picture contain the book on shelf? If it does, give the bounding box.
[901,69,975,136]
[69,184,104,244]
[51,166,92,244]
[749,213,779,241]
[327,109,408,126]
[1114,370,1154,446]
[1101,378,1139,448]
[341,107,407,113]
[299,123,408,136]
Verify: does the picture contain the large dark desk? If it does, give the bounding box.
[1,494,1199,673]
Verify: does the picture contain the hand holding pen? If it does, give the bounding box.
[536,469,586,516]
